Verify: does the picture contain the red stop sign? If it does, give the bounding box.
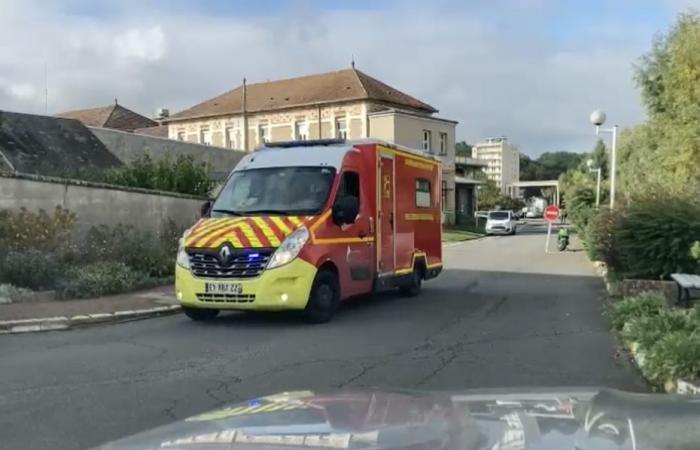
[544,205,560,223]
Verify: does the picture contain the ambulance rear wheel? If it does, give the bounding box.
[183,307,220,321]
[303,269,339,324]
[400,266,423,297]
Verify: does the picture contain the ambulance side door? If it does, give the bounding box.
[333,166,374,297]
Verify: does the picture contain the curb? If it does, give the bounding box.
[0,305,181,335]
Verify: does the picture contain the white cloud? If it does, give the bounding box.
[0,1,686,155]
[113,26,166,63]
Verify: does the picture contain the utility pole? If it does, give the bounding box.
[242,78,248,152]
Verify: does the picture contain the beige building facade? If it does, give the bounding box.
[164,68,458,221]
[473,137,519,195]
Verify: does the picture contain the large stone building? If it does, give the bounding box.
[163,67,459,221]
[472,137,519,195]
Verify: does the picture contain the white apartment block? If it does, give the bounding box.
[472,137,520,195]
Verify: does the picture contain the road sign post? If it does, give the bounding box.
[543,205,560,254]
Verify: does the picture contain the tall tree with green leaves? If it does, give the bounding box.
[455,141,472,157]
[618,11,700,199]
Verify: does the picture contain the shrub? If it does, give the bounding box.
[691,241,700,274]
[643,331,700,383]
[621,308,696,350]
[79,153,215,196]
[583,208,620,266]
[608,293,666,331]
[615,196,700,279]
[0,207,76,252]
[0,284,37,304]
[0,250,61,290]
[70,221,182,278]
[58,262,146,299]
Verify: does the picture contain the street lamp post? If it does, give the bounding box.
[587,159,602,208]
[589,110,618,209]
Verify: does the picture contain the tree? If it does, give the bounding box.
[455,141,472,157]
[477,179,502,210]
[618,12,700,200]
[520,152,583,181]
[588,139,608,178]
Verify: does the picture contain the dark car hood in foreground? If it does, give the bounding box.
[96,388,700,450]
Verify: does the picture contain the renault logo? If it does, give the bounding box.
[218,245,233,265]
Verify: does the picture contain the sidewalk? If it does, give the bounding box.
[0,285,180,333]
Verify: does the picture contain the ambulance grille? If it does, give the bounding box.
[196,293,256,303]
[187,249,274,278]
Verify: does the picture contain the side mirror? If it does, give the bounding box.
[332,196,359,225]
[200,201,212,218]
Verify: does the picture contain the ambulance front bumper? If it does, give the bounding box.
[176,258,317,311]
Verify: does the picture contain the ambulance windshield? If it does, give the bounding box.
[213,166,336,216]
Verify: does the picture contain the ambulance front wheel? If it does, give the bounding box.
[303,269,340,324]
[183,306,220,321]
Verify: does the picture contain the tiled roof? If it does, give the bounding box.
[168,68,437,121]
[0,110,121,177]
[56,103,157,132]
[133,124,169,138]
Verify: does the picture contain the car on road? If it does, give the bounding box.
[176,139,443,323]
[485,210,516,235]
[94,388,700,450]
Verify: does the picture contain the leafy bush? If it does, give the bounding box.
[67,221,181,278]
[0,207,76,252]
[691,241,700,274]
[583,208,621,267]
[621,308,696,350]
[79,153,215,196]
[643,331,700,383]
[0,284,37,304]
[0,250,61,290]
[615,195,700,279]
[58,262,146,299]
[608,293,666,331]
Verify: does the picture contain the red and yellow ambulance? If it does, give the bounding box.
[176,139,442,322]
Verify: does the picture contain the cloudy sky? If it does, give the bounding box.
[0,0,697,156]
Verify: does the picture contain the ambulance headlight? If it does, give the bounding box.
[176,238,190,270]
[267,226,310,269]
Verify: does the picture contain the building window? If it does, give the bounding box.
[295,121,308,140]
[258,124,269,144]
[415,178,431,208]
[225,127,241,149]
[441,180,448,211]
[200,127,212,146]
[422,130,432,152]
[439,132,447,155]
[335,117,347,139]
[176,131,185,141]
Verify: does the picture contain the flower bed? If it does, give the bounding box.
[609,293,700,392]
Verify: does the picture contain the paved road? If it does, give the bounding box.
[1,220,646,450]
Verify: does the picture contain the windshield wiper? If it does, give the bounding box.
[240,209,293,215]
[212,209,244,216]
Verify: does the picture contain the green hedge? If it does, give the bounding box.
[616,196,700,279]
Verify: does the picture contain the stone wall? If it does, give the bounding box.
[90,127,245,181]
[0,173,206,233]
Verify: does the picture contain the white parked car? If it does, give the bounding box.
[485,210,516,235]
